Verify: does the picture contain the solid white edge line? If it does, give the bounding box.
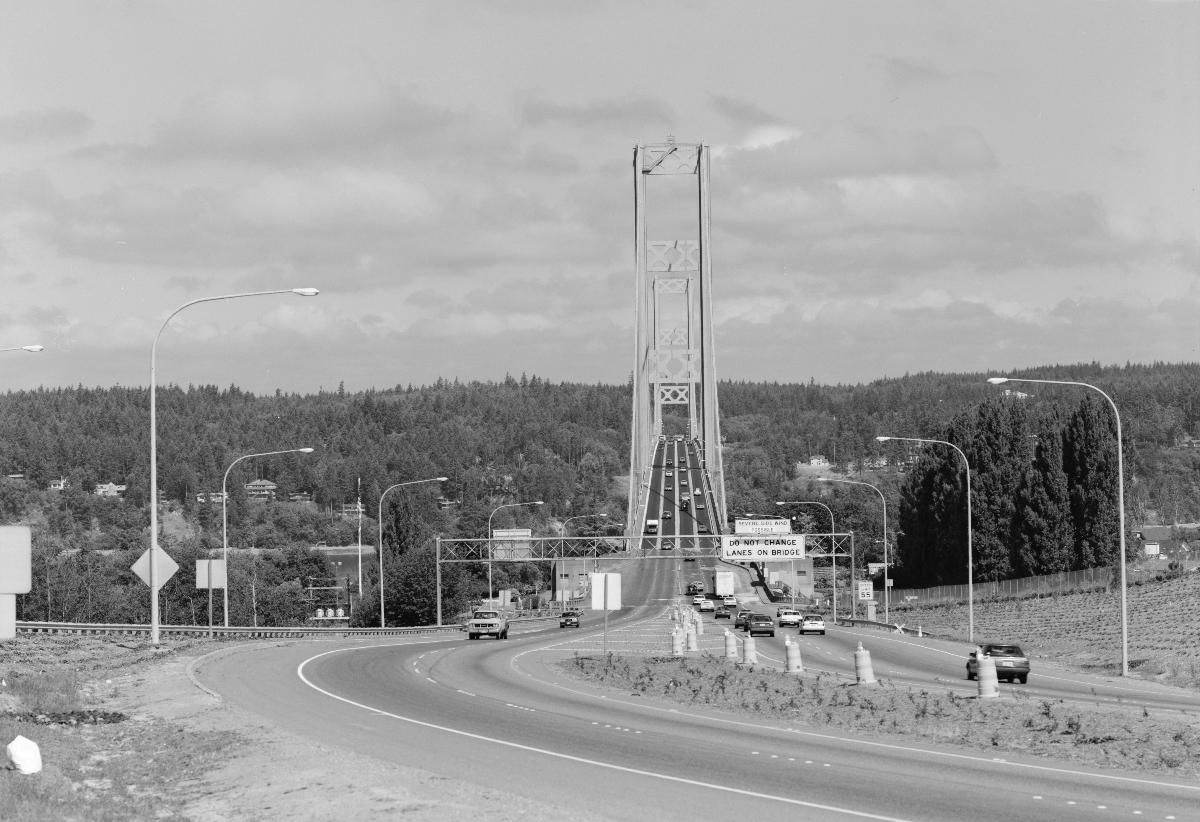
[295,643,916,822]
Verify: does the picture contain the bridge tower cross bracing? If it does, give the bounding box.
[627,139,727,536]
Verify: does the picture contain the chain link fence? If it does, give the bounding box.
[891,566,1114,606]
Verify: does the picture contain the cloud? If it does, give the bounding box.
[0,108,92,143]
[882,56,948,91]
[709,93,783,126]
[725,124,996,184]
[519,94,674,129]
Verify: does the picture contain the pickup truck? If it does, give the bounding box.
[466,609,510,640]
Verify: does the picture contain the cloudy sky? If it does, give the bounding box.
[1,1,1196,394]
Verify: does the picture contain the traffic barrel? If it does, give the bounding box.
[695,614,704,635]
[685,627,698,651]
[724,630,737,660]
[975,647,999,698]
[854,642,876,685]
[785,636,803,674]
[742,635,758,665]
[670,627,684,657]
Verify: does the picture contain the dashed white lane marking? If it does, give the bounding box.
[506,703,536,712]
[425,677,436,684]
[456,689,475,697]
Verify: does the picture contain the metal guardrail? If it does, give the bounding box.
[834,617,946,639]
[14,614,560,640]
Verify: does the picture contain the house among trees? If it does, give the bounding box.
[244,479,277,501]
[1134,525,1200,561]
[196,491,228,503]
[93,482,126,497]
[49,477,68,491]
[808,455,830,467]
[288,490,313,503]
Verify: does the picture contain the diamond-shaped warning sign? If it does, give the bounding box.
[131,547,179,588]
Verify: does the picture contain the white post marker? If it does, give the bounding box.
[591,572,621,655]
[854,641,877,685]
[976,647,999,698]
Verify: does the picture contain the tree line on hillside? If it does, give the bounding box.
[1,363,1198,625]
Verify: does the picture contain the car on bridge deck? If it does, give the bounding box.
[692,595,706,607]
[559,610,581,628]
[663,510,672,519]
[714,605,732,619]
[698,599,715,612]
[698,525,709,533]
[734,610,753,630]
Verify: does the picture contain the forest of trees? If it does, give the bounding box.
[1,362,1198,626]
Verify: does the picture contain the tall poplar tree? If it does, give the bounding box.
[1013,427,1074,575]
[1062,395,1121,568]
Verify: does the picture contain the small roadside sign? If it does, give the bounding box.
[195,559,227,589]
[857,581,874,601]
[131,548,179,588]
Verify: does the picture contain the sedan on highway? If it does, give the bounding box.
[747,613,775,637]
[798,614,826,635]
[734,610,753,630]
[698,599,715,612]
[714,605,732,620]
[777,609,801,627]
[967,644,1030,684]
[559,610,581,628]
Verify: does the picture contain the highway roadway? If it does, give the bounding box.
[196,551,1200,821]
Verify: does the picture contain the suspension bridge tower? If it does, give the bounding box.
[627,139,728,536]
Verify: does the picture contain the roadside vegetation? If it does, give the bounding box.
[890,569,1200,689]
[0,636,234,821]
[564,653,1200,778]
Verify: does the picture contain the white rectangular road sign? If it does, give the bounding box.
[857,580,874,601]
[492,528,533,560]
[0,526,32,594]
[734,518,792,535]
[195,559,227,589]
[719,535,805,562]
[590,572,622,610]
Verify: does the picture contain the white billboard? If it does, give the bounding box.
[719,535,805,561]
[734,518,792,535]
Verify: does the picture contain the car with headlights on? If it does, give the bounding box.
[559,610,581,628]
[967,644,1030,684]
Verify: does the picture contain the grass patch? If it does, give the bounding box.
[563,653,1200,778]
[1,635,235,821]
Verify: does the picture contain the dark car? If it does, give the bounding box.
[734,609,753,630]
[686,581,704,595]
[714,605,732,619]
[967,644,1030,684]
[559,610,581,628]
[747,613,776,637]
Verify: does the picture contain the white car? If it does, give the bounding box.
[722,596,737,608]
[777,609,802,627]
[692,595,706,607]
[799,614,826,635]
[698,599,715,612]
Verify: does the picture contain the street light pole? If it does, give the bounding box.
[377,476,447,627]
[877,435,974,641]
[775,500,836,618]
[222,447,315,627]
[150,288,318,644]
[487,500,543,606]
[989,375,1128,676]
[817,477,890,623]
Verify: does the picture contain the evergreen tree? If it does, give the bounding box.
[1063,395,1122,568]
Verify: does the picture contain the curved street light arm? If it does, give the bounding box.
[988,375,1127,675]
[377,476,448,627]
[149,288,318,643]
